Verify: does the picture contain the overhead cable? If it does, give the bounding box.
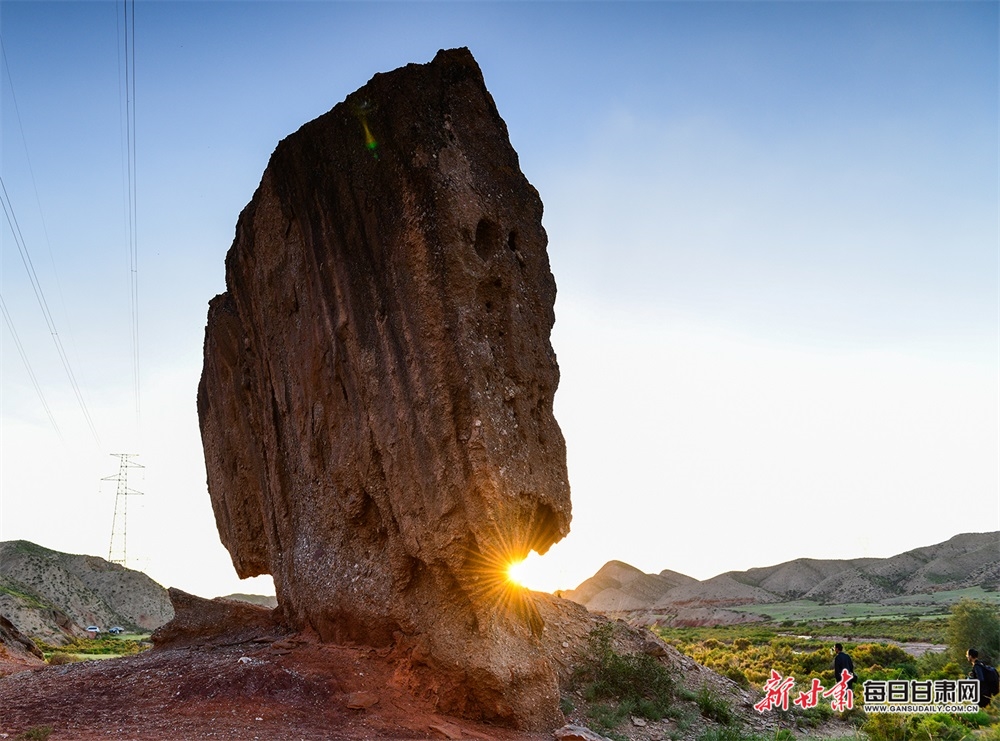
[118,0,141,435]
[0,292,63,442]
[0,177,102,446]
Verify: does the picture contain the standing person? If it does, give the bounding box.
[967,648,995,708]
[834,643,856,689]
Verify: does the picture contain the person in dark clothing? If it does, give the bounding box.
[833,643,856,688]
[968,648,992,708]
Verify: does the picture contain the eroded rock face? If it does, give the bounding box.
[0,615,44,666]
[198,48,571,729]
[150,589,286,649]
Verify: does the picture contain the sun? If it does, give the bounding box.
[505,550,553,591]
[506,558,530,588]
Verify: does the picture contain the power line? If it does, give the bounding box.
[0,34,79,445]
[0,36,77,350]
[118,0,141,436]
[0,177,102,447]
[0,292,63,442]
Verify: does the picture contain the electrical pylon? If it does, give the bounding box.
[104,453,143,567]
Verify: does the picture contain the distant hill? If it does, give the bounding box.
[565,531,999,615]
[562,561,697,612]
[0,540,174,645]
[222,593,278,609]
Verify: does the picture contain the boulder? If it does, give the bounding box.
[150,588,285,648]
[197,48,571,729]
[0,614,44,673]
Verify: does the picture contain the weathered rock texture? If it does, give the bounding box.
[198,48,571,729]
[0,614,44,674]
[151,588,286,649]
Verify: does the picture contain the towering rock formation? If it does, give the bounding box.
[198,48,571,729]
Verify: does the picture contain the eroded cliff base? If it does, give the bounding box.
[0,591,831,741]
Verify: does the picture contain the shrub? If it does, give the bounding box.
[947,599,1000,665]
[915,650,954,680]
[559,696,575,715]
[852,643,914,671]
[575,623,675,728]
[861,712,909,741]
[697,729,752,741]
[722,665,750,687]
[695,684,735,725]
[42,636,145,659]
[15,728,53,741]
[908,713,972,741]
[46,653,77,666]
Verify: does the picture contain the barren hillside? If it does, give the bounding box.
[567,531,998,614]
[0,540,173,645]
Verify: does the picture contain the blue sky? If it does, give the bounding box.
[1,1,996,597]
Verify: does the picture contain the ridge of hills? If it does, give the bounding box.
[563,531,999,615]
[3,531,995,647]
[0,540,174,645]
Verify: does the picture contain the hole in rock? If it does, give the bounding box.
[473,218,500,262]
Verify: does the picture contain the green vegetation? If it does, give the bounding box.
[38,635,151,663]
[695,730,804,741]
[654,624,934,687]
[14,727,53,741]
[860,709,997,740]
[717,590,1000,632]
[572,623,676,734]
[0,580,49,610]
[656,598,1000,741]
[729,600,949,623]
[947,598,1000,664]
[9,540,56,558]
[884,587,1000,606]
[693,684,736,725]
[654,616,947,646]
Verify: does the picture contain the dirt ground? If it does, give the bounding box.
[0,594,863,741]
[0,633,556,741]
[0,632,862,741]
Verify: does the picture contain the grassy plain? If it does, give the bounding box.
[726,588,1000,625]
[652,594,1000,741]
[39,634,152,663]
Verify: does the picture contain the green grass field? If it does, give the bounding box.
[881,586,1000,606]
[725,588,999,624]
[41,634,152,663]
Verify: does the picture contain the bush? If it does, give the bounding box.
[909,713,976,741]
[947,599,1000,665]
[852,643,914,672]
[46,653,77,666]
[915,650,954,679]
[861,713,909,741]
[575,623,675,729]
[14,728,53,741]
[695,684,735,725]
[41,636,145,659]
[862,711,988,741]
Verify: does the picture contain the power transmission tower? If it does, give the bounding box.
[104,453,143,567]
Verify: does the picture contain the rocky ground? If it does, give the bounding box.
[0,594,861,741]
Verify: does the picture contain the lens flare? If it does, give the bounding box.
[463,526,552,636]
[352,101,379,160]
[506,558,530,587]
[361,117,378,157]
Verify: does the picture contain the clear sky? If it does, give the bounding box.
[0,1,996,599]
